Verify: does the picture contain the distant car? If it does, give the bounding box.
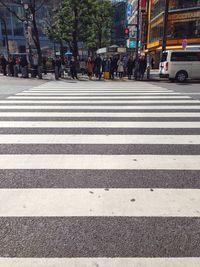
[159,50,200,82]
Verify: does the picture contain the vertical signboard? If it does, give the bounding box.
[127,3,132,17]
[141,0,146,12]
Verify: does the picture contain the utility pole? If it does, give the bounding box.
[162,0,170,53]
[0,17,10,57]
[136,0,140,60]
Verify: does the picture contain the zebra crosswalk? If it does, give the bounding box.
[0,81,200,266]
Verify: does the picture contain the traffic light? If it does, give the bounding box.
[124,27,129,39]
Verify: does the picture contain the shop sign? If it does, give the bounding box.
[108,46,118,53]
[127,4,132,17]
[118,47,127,53]
[169,11,200,22]
[141,0,146,12]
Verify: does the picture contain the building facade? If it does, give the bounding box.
[147,0,200,66]
[127,0,147,51]
[111,0,127,47]
[0,1,57,56]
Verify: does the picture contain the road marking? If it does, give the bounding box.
[0,188,200,217]
[0,258,199,267]
[18,91,177,95]
[8,96,191,99]
[1,100,199,104]
[0,154,199,169]
[0,112,200,117]
[0,121,199,128]
[0,105,200,110]
[0,134,199,144]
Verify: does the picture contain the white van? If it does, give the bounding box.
[159,50,200,82]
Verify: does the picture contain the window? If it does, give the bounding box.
[171,52,200,61]
[161,52,168,62]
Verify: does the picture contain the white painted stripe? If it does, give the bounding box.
[0,188,200,217]
[0,134,199,144]
[1,112,200,118]
[29,89,170,92]
[18,92,178,96]
[0,155,199,170]
[1,100,198,104]
[8,96,191,99]
[0,105,200,110]
[0,121,199,128]
[24,87,174,93]
[16,90,176,95]
[0,258,199,267]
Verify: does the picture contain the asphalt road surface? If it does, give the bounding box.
[0,77,200,267]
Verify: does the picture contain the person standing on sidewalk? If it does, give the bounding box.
[139,55,147,81]
[117,57,124,79]
[0,55,8,76]
[109,57,115,80]
[20,56,29,78]
[94,55,103,81]
[86,57,94,80]
[8,56,14,77]
[70,57,78,80]
[127,56,134,80]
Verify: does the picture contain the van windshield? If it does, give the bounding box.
[161,52,168,62]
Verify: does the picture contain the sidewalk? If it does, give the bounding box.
[148,69,160,81]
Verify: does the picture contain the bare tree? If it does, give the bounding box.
[0,0,47,65]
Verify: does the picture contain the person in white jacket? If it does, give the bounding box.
[117,57,124,79]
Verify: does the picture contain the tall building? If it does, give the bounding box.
[147,0,200,66]
[111,0,127,46]
[0,1,56,56]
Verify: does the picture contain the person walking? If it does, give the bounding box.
[86,57,94,80]
[139,55,147,80]
[117,57,124,79]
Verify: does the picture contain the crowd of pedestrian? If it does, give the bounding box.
[85,54,148,81]
[0,54,34,78]
[0,53,148,81]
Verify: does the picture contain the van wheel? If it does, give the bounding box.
[175,71,188,83]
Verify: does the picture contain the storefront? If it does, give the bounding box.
[147,0,200,67]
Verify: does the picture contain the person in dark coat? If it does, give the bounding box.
[127,57,134,80]
[20,56,29,78]
[70,57,78,80]
[94,55,103,80]
[138,55,147,80]
[8,56,14,76]
[109,57,115,80]
[0,55,7,76]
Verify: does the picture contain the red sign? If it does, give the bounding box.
[141,0,146,11]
